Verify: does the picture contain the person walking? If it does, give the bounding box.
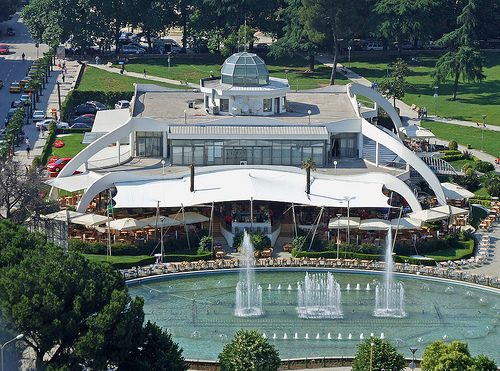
[21,52,25,61]
[143,69,146,78]
[26,137,30,148]
[95,56,99,65]
[26,146,30,159]
[62,73,65,83]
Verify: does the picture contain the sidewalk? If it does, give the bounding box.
[15,60,82,169]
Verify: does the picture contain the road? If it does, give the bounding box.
[0,9,49,130]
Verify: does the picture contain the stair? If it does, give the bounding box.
[363,137,403,166]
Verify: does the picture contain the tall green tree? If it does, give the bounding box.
[378,58,417,108]
[431,0,486,100]
[299,0,358,85]
[269,0,319,72]
[375,0,434,57]
[0,0,18,22]
[352,336,406,371]
[421,341,476,371]
[218,329,280,371]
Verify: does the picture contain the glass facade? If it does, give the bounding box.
[330,133,357,158]
[171,139,325,166]
[220,53,269,86]
[136,131,163,157]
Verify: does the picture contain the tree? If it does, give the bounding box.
[352,336,406,371]
[301,157,316,195]
[269,0,319,72]
[221,25,256,56]
[378,58,417,108]
[473,354,498,371]
[480,171,500,197]
[299,0,358,85]
[375,0,435,57]
[0,0,18,22]
[421,341,476,371]
[431,0,486,100]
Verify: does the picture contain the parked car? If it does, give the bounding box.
[20,76,31,86]
[70,123,92,129]
[0,79,3,88]
[70,115,95,125]
[6,27,15,36]
[115,100,130,109]
[121,44,146,54]
[7,108,22,119]
[425,41,445,50]
[86,101,108,111]
[254,43,269,53]
[0,44,9,54]
[20,94,31,105]
[47,157,72,172]
[32,110,46,122]
[365,42,383,51]
[36,119,69,129]
[74,103,97,116]
[10,82,21,93]
[11,100,23,108]
[24,84,35,93]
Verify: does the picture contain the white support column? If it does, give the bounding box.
[116,141,120,165]
[357,133,363,158]
[375,142,380,167]
[163,131,168,158]
[130,132,135,157]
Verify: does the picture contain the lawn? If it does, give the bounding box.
[424,246,473,261]
[110,54,348,90]
[419,120,500,158]
[84,254,150,265]
[77,65,188,91]
[46,133,88,161]
[346,52,500,126]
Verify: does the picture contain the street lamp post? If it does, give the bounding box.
[1,334,24,371]
[386,63,390,79]
[370,342,375,371]
[333,160,338,174]
[336,213,341,259]
[348,46,352,68]
[307,110,312,125]
[481,114,486,152]
[433,86,438,116]
[285,69,289,83]
[409,347,418,371]
[161,159,165,175]
[344,196,354,245]
[159,216,165,263]
[168,54,171,79]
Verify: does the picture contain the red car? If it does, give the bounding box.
[47,157,72,172]
[0,44,9,55]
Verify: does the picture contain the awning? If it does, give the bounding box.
[140,216,181,228]
[390,217,423,230]
[328,217,361,229]
[71,213,109,226]
[168,212,209,225]
[441,182,475,200]
[409,205,468,222]
[113,169,389,209]
[399,125,435,138]
[46,172,102,192]
[109,218,149,231]
[359,219,391,230]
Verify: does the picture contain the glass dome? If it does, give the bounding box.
[221,52,269,86]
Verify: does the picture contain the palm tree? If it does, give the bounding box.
[301,157,317,195]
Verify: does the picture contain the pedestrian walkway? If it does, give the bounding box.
[15,60,82,169]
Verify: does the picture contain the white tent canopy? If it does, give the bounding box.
[71,213,109,226]
[409,205,468,222]
[359,219,391,230]
[141,216,181,228]
[441,182,475,200]
[399,125,435,138]
[109,217,149,231]
[43,210,84,221]
[168,212,209,225]
[113,169,389,209]
[328,217,361,229]
[390,217,423,230]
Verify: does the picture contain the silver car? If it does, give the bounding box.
[36,119,69,129]
[32,110,46,122]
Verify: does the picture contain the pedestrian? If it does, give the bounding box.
[4,117,8,126]
[26,146,30,159]
[22,52,25,61]
[374,80,378,91]
[58,60,61,68]
[62,60,66,68]
[143,69,146,78]
[64,66,67,74]
[423,106,427,117]
[62,73,65,83]
[26,137,30,148]
[120,64,125,74]
[95,56,99,65]
[40,123,44,136]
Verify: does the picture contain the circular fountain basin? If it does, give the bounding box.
[128,269,500,361]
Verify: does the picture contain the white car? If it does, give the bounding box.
[36,119,70,129]
[32,110,46,122]
[115,100,130,109]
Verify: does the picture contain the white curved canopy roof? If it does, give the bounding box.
[112,169,389,209]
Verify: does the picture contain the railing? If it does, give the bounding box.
[87,149,131,170]
[418,156,461,176]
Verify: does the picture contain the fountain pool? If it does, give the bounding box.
[129,269,500,361]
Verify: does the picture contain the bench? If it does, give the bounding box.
[107,62,113,67]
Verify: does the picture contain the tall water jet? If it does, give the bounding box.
[374,229,406,318]
[234,231,264,317]
[296,272,343,319]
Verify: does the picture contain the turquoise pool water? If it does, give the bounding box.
[128,269,500,361]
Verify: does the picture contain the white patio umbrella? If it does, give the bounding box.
[109,217,149,231]
[441,182,475,200]
[399,125,435,138]
[433,205,469,217]
[359,219,391,230]
[43,210,84,222]
[408,208,449,222]
[390,217,423,230]
[71,213,109,226]
[141,216,181,228]
[168,211,209,224]
[328,217,361,229]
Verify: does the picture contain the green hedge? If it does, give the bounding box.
[113,257,156,269]
[441,154,465,162]
[162,251,212,262]
[40,129,58,165]
[470,199,491,207]
[439,150,461,156]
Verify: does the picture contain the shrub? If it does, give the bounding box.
[473,161,495,173]
[462,163,472,171]
[292,236,306,251]
[232,231,270,251]
[448,139,458,150]
[198,236,212,252]
[480,171,500,197]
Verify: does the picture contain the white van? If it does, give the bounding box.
[365,43,383,51]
